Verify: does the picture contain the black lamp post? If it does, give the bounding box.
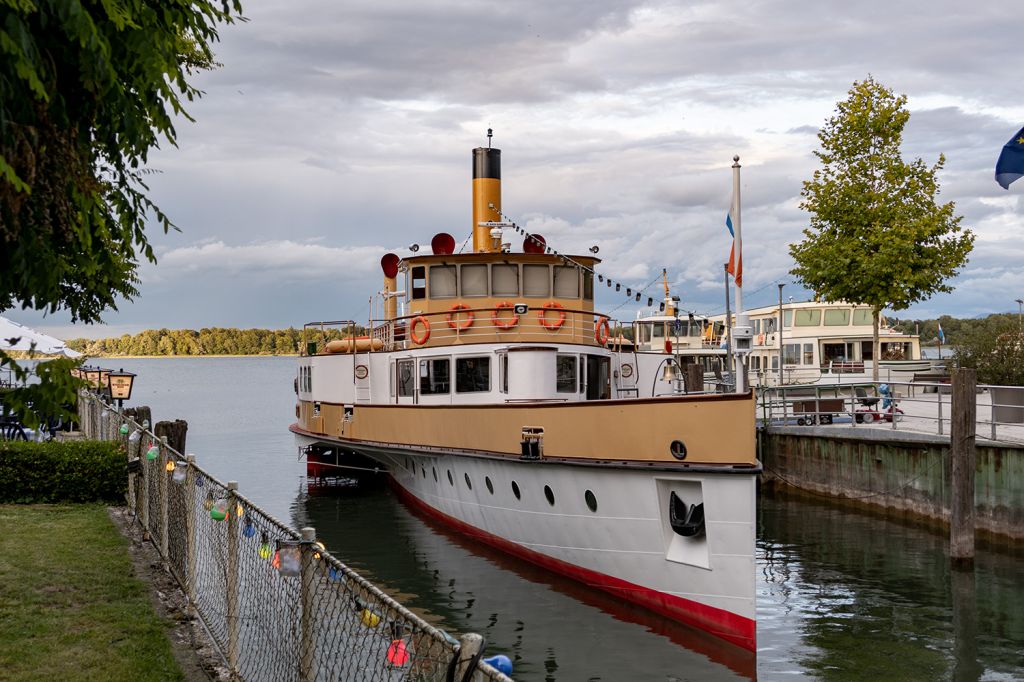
[106,368,137,408]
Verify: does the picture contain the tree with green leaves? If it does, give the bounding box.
[791,76,974,381]
[0,0,241,426]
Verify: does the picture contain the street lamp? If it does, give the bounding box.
[84,366,102,391]
[778,283,785,386]
[98,368,112,398]
[106,368,136,408]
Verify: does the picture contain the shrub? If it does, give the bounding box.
[952,322,1024,386]
[0,440,127,503]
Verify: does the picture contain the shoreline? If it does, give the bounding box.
[71,353,299,359]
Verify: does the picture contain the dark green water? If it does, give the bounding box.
[91,357,1024,680]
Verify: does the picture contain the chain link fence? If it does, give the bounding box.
[79,392,513,682]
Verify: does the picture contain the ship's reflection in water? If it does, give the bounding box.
[292,478,754,681]
[292,480,1024,681]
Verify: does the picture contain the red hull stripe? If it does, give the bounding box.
[389,481,757,652]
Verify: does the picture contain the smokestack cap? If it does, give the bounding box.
[472,147,501,180]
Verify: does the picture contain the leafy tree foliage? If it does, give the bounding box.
[790,77,974,380]
[0,0,241,425]
[952,321,1024,386]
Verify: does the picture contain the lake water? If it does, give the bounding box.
[97,357,1024,680]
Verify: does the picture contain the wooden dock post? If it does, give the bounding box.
[184,454,198,616]
[455,633,485,680]
[159,436,170,559]
[950,367,976,567]
[299,527,317,682]
[226,481,240,677]
[155,419,188,456]
[685,363,704,393]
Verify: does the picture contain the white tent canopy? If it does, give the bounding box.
[0,316,82,357]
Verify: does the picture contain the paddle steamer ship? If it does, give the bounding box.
[290,142,760,650]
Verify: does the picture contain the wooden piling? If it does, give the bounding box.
[455,633,485,680]
[155,419,188,455]
[949,367,976,567]
[125,406,152,432]
[685,363,704,393]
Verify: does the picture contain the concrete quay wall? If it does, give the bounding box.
[759,426,1024,542]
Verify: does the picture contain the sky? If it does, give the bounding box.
[7,0,1024,339]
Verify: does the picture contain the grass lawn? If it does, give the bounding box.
[0,504,183,681]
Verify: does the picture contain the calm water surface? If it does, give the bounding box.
[105,357,1024,680]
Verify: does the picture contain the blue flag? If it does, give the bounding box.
[995,125,1024,189]
[937,322,945,344]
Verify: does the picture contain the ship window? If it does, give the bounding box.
[447,469,454,486]
[783,310,793,327]
[411,266,426,300]
[421,466,426,478]
[492,264,519,296]
[485,476,494,494]
[556,354,577,393]
[585,489,598,512]
[511,480,521,500]
[582,271,594,300]
[764,318,776,334]
[753,319,761,334]
[464,473,472,490]
[783,343,801,365]
[397,360,415,397]
[803,343,815,365]
[432,467,438,482]
[544,485,555,506]
[523,264,550,297]
[456,356,490,393]
[794,309,821,326]
[824,309,850,326]
[499,353,508,393]
[553,266,579,298]
[853,308,873,326]
[419,358,450,394]
[429,265,457,298]
[771,355,779,370]
[461,264,488,297]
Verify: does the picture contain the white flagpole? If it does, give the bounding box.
[731,155,742,314]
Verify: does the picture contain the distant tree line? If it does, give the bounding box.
[66,326,368,357]
[889,313,1023,347]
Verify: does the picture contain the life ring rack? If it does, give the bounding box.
[539,301,566,330]
[595,316,611,345]
[446,304,474,331]
[492,302,519,330]
[410,316,431,345]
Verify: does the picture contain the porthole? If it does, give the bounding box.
[464,473,472,490]
[432,467,438,482]
[485,477,494,494]
[421,466,426,479]
[585,490,598,512]
[447,470,454,486]
[511,481,521,500]
[670,439,687,460]
[544,485,555,506]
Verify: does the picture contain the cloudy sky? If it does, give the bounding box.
[8,0,1024,338]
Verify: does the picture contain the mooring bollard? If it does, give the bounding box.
[226,481,240,677]
[159,436,170,559]
[950,367,976,567]
[299,527,317,682]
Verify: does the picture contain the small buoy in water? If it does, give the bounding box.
[360,608,381,628]
[386,639,411,666]
[483,655,513,675]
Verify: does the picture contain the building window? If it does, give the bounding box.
[460,264,488,297]
[553,266,579,298]
[523,264,550,297]
[411,266,426,300]
[794,309,821,326]
[429,265,457,298]
[803,343,814,365]
[455,356,490,393]
[419,358,450,395]
[783,344,801,365]
[853,308,873,326]
[556,355,577,393]
[492,264,519,296]
[824,309,851,326]
[397,360,415,397]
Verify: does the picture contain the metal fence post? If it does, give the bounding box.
[300,526,318,682]
[226,481,240,677]
[159,436,170,560]
[185,455,198,614]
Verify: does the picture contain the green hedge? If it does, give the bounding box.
[0,440,127,503]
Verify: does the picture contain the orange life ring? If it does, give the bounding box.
[446,303,474,330]
[410,316,430,345]
[492,302,519,330]
[595,316,610,345]
[539,301,566,330]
